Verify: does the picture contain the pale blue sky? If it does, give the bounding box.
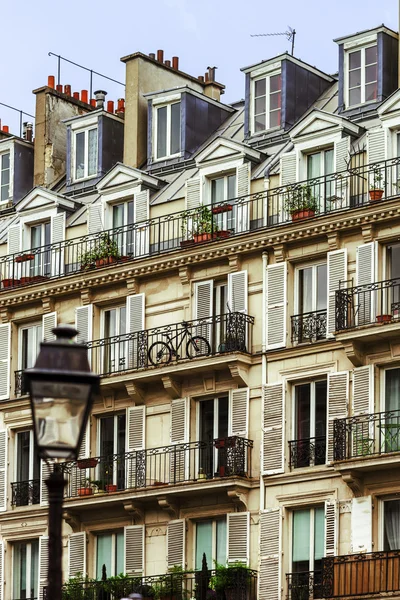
[1,0,398,133]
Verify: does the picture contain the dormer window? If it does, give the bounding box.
[211,174,236,205]
[0,152,10,201]
[74,126,98,180]
[348,45,377,106]
[155,102,181,159]
[253,72,282,132]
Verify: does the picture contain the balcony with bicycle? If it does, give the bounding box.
[2,157,400,293]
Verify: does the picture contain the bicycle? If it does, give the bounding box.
[148,321,211,366]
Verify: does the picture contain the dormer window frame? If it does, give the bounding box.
[70,115,99,183]
[251,65,282,135]
[0,150,10,203]
[153,95,182,162]
[344,41,378,109]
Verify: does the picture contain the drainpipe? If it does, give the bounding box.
[260,250,269,512]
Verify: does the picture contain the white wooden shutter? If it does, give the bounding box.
[135,190,150,223]
[351,496,372,553]
[262,383,284,475]
[126,293,145,369]
[335,137,350,172]
[38,536,48,600]
[228,271,248,313]
[0,324,11,401]
[327,372,349,462]
[68,532,86,577]
[266,262,287,350]
[50,212,66,276]
[236,163,250,232]
[194,280,213,347]
[229,388,249,437]
[7,223,21,255]
[356,242,377,325]
[40,460,52,505]
[325,500,338,557]
[280,153,297,186]
[125,525,145,574]
[0,431,7,512]
[170,398,189,444]
[368,129,386,164]
[134,191,150,257]
[75,304,93,344]
[327,249,347,335]
[126,406,145,489]
[237,163,250,197]
[167,519,185,568]
[227,512,249,564]
[186,177,201,210]
[88,203,103,234]
[42,311,57,342]
[259,509,281,600]
[78,421,90,459]
[353,365,374,415]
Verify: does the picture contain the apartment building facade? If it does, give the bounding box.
[0,21,399,600]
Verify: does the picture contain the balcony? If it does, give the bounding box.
[2,157,400,292]
[11,479,40,506]
[48,568,258,600]
[61,436,253,499]
[14,369,28,398]
[291,310,327,343]
[334,409,400,462]
[286,571,323,600]
[289,437,326,469]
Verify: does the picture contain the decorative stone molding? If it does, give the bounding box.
[102,393,115,410]
[227,487,249,510]
[123,501,144,524]
[125,382,145,403]
[228,362,249,386]
[341,339,366,367]
[42,297,55,313]
[228,255,241,272]
[339,500,352,513]
[178,266,191,285]
[63,511,81,533]
[158,496,179,519]
[274,243,287,263]
[361,224,374,243]
[161,376,182,399]
[126,278,139,293]
[0,307,10,323]
[80,288,92,305]
[342,472,364,497]
[203,376,215,393]
[327,232,340,251]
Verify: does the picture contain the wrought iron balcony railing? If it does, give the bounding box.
[291,310,327,343]
[61,436,253,498]
[336,277,400,331]
[289,436,326,469]
[46,568,258,600]
[333,409,400,461]
[87,312,254,377]
[11,479,40,507]
[14,369,28,398]
[2,157,400,292]
[286,571,323,600]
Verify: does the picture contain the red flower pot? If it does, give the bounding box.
[2,278,20,288]
[77,458,98,469]
[376,314,392,324]
[193,233,212,243]
[291,209,315,221]
[212,204,233,214]
[369,189,384,201]
[77,487,93,497]
[105,484,117,493]
[95,256,118,267]
[15,254,35,263]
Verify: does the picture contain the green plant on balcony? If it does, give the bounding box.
[369,168,385,201]
[153,565,187,600]
[79,234,120,269]
[63,573,96,600]
[209,562,250,600]
[180,207,223,245]
[284,184,318,220]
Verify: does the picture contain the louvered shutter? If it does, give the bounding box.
[50,212,66,276]
[327,372,349,462]
[135,190,150,222]
[236,163,250,232]
[194,280,213,347]
[68,532,86,577]
[262,383,284,475]
[229,388,249,437]
[327,249,347,335]
[75,304,93,367]
[125,525,145,574]
[170,398,189,482]
[0,324,10,401]
[42,311,57,342]
[356,242,377,325]
[335,137,350,172]
[40,460,52,505]
[368,129,386,165]
[280,153,297,186]
[126,406,145,489]
[7,223,21,255]
[38,536,48,600]
[353,365,374,415]
[325,500,338,557]
[88,203,103,234]
[167,519,185,568]
[126,293,145,369]
[259,509,281,600]
[69,421,90,498]
[266,262,287,350]
[227,512,249,564]
[186,177,201,210]
[351,496,372,553]
[134,190,150,257]
[0,541,3,600]
[228,271,248,313]
[0,431,7,512]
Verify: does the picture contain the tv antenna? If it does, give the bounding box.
[250,26,296,56]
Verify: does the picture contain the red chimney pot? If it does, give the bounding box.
[48,75,55,89]
[107,100,115,113]
[73,92,79,100]
[3,126,9,133]
[157,49,164,63]
[64,85,71,96]
[90,98,96,107]
[172,56,179,70]
[81,90,88,104]
[56,84,63,93]
[117,98,125,113]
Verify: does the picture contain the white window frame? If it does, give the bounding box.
[72,125,98,182]
[0,151,10,203]
[251,70,281,133]
[95,531,124,578]
[380,366,400,412]
[291,378,328,442]
[153,101,181,161]
[12,539,39,600]
[101,306,127,375]
[18,323,42,370]
[345,44,378,108]
[14,430,37,483]
[290,505,325,571]
[294,261,327,315]
[194,518,227,570]
[209,173,237,205]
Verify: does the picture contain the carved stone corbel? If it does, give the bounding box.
[274,243,287,263]
[158,496,179,519]
[327,232,340,251]
[80,288,92,306]
[178,266,191,286]
[228,363,249,387]
[361,224,374,243]
[342,472,364,497]
[228,255,241,272]
[0,307,10,323]
[161,376,181,399]
[227,487,249,510]
[342,340,365,367]
[125,382,145,403]
[63,511,81,533]
[123,501,144,524]
[126,278,139,294]
[42,297,55,313]
[102,392,115,409]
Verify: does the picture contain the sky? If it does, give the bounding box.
[0,0,398,134]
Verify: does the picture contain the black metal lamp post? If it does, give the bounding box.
[24,325,99,600]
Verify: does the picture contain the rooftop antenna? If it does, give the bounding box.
[250,26,296,56]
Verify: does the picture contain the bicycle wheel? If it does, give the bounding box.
[148,341,172,366]
[186,336,211,359]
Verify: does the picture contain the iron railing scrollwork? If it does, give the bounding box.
[14,369,28,398]
[291,310,327,343]
[286,571,323,600]
[11,479,40,507]
[289,437,326,469]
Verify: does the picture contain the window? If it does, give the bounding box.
[98,414,126,489]
[306,149,335,208]
[112,201,134,229]
[96,531,124,578]
[199,396,229,477]
[30,222,51,277]
[155,102,181,159]
[383,499,400,550]
[0,152,10,202]
[292,380,327,467]
[74,127,98,180]
[294,263,327,343]
[21,324,42,371]
[253,73,282,132]
[13,539,39,600]
[103,307,127,374]
[210,174,236,234]
[112,201,134,256]
[14,431,40,506]
[347,45,377,107]
[195,519,227,570]
[290,506,324,598]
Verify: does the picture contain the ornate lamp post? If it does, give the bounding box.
[24,325,99,600]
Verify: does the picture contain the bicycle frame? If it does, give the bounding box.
[162,325,192,356]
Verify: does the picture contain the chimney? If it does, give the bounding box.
[94,90,107,110]
[107,100,115,113]
[207,66,216,82]
[204,66,224,101]
[172,56,179,70]
[116,98,125,118]
[165,60,171,67]
[26,122,33,142]
[149,53,156,60]
[48,75,55,89]
[22,122,28,139]
[157,49,164,63]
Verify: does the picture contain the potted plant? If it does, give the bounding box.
[79,234,120,269]
[369,168,385,201]
[77,457,98,469]
[376,314,392,324]
[211,203,233,215]
[63,573,97,600]
[15,253,35,263]
[105,483,118,493]
[191,206,216,243]
[284,184,318,221]
[210,563,250,600]
[77,479,94,497]
[154,565,186,600]
[2,278,20,288]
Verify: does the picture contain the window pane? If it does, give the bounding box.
[196,521,213,570]
[1,153,10,171]
[385,368,400,411]
[254,79,266,97]
[255,97,266,116]
[299,267,313,313]
[292,510,310,564]
[270,74,281,93]
[117,413,126,455]
[116,532,124,575]
[314,507,325,560]
[384,500,400,550]
[349,87,361,106]
[295,384,311,440]
[31,540,39,598]
[269,110,281,128]
[31,225,41,249]
[307,153,321,180]
[17,431,31,482]
[315,380,327,438]
[100,416,115,456]
[216,520,227,566]
[365,64,377,84]
[349,69,361,88]
[97,534,112,579]
[75,131,85,179]
[88,129,98,176]
[324,150,334,176]
[365,45,377,65]
[113,204,124,228]
[13,542,27,599]
[127,201,134,225]
[255,114,266,132]
[349,50,361,69]
[316,264,327,310]
[227,175,236,200]
[105,309,117,338]
[365,83,377,102]
[211,178,224,205]
[270,92,281,111]
[170,102,181,155]
[157,106,167,158]
[1,152,10,202]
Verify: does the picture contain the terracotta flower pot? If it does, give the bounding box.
[369,189,384,201]
[105,484,117,493]
[291,209,315,221]
[77,487,93,497]
[180,239,195,248]
[376,314,392,324]
[212,203,233,214]
[15,253,35,263]
[20,277,33,284]
[193,233,212,243]
[216,230,231,239]
[77,458,98,469]
[95,256,118,267]
[2,278,20,288]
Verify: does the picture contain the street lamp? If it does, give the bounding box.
[24,324,99,600]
